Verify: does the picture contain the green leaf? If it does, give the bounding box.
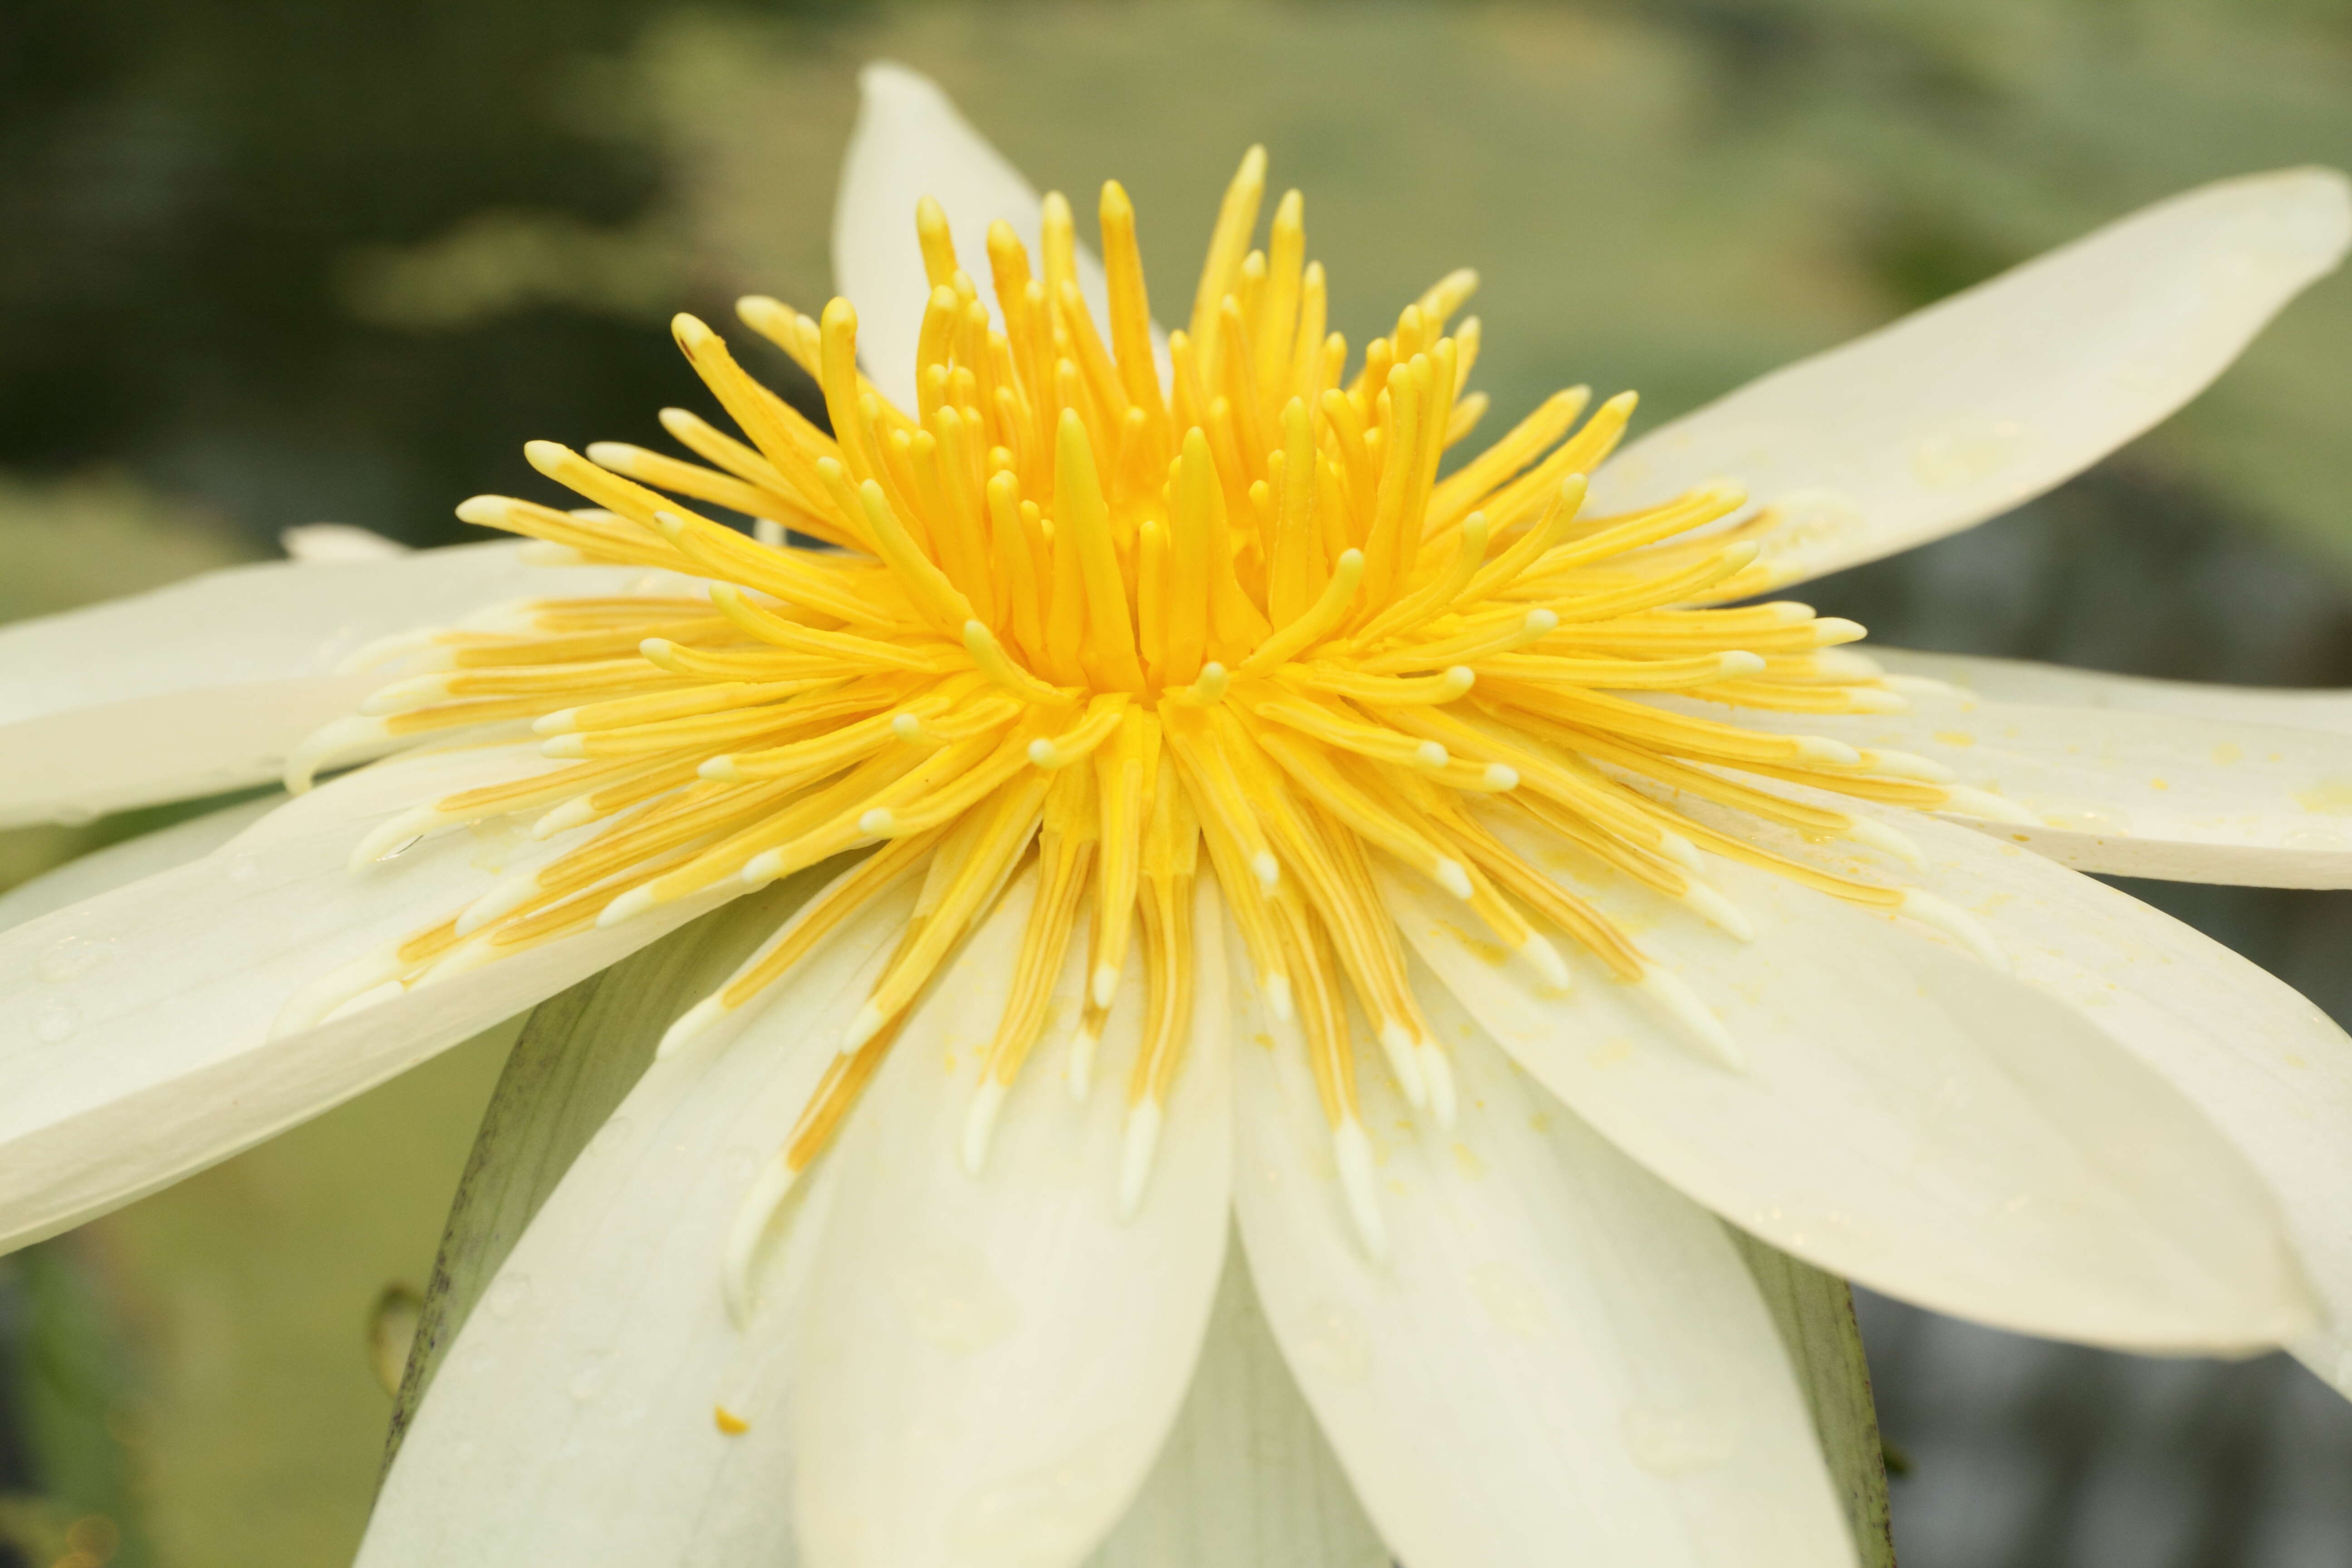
[378,865,839,1478]
[1728,1226,1898,1568]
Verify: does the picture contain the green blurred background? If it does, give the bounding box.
[2,2,2349,1564]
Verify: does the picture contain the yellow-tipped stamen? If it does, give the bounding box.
[299,147,2031,1291]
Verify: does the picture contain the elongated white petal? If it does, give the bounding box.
[1671,689,2352,886]
[1589,168,2351,587]
[1873,647,2352,735]
[793,872,1232,1568]
[1228,930,1855,1568]
[0,794,284,932]
[836,62,1122,410]
[1795,801,2352,1398]
[0,541,641,827]
[362,877,913,1566]
[0,742,719,1251]
[1087,1241,1387,1568]
[1389,820,2312,1354]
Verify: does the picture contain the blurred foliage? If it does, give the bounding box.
[0,1,2348,1564]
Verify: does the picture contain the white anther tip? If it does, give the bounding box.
[1413,740,1449,770]
[1847,817,1928,871]
[1117,1100,1165,1220]
[858,808,897,836]
[1443,665,1476,696]
[740,849,784,885]
[1264,973,1295,1023]
[1901,889,2010,972]
[891,713,923,741]
[1937,785,2041,827]
[1434,858,1473,900]
[1091,963,1121,1009]
[453,495,508,527]
[844,1001,888,1051]
[1068,1025,1100,1099]
[597,886,658,928]
[1519,932,1573,991]
[1638,967,1745,1071]
[522,439,570,473]
[657,996,729,1060]
[1720,650,1768,677]
[1251,851,1281,889]
[582,441,635,468]
[1333,1121,1390,1264]
[1794,736,1863,767]
[699,757,742,781]
[1378,1021,1428,1108]
[962,1079,1007,1176]
[532,709,579,736]
[1483,764,1519,791]
[1524,608,1559,633]
[1416,1044,1458,1131]
[1027,738,1058,766]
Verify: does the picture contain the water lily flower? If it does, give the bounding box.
[5,60,2352,1568]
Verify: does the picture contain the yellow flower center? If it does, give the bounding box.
[286,148,2023,1274]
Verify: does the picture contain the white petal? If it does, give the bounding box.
[1389,821,2311,1353]
[0,741,721,1250]
[0,541,641,826]
[1229,933,1856,1568]
[1671,688,2352,886]
[1086,1239,1388,1568]
[1589,168,2351,587]
[362,874,914,1566]
[835,63,1121,410]
[1874,647,2352,735]
[0,794,284,932]
[1798,802,2352,1397]
[792,872,1232,1568]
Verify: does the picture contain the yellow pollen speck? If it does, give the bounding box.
[300,142,2022,1264]
[1586,1036,1634,1069]
[2211,741,2243,766]
[1451,1141,1489,1180]
[2296,781,2352,816]
[715,1405,750,1435]
[1933,730,1975,747]
[2149,777,2169,791]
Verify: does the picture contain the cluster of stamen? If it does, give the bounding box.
[281,148,2027,1283]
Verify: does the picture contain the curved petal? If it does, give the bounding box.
[0,741,727,1251]
[1770,799,2352,1397]
[1228,932,1856,1568]
[792,872,1232,1568]
[0,541,642,827]
[1588,168,2352,588]
[1874,647,2352,735]
[836,62,1122,410]
[0,794,284,932]
[1088,1241,1387,1568]
[361,875,915,1566]
[1387,818,2311,1354]
[1664,688,2352,886]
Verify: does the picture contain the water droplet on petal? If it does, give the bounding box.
[32,1002,80,1044]
[36,939,110,984]
[1619,1402,1740,1475]
[376,835,424,863]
